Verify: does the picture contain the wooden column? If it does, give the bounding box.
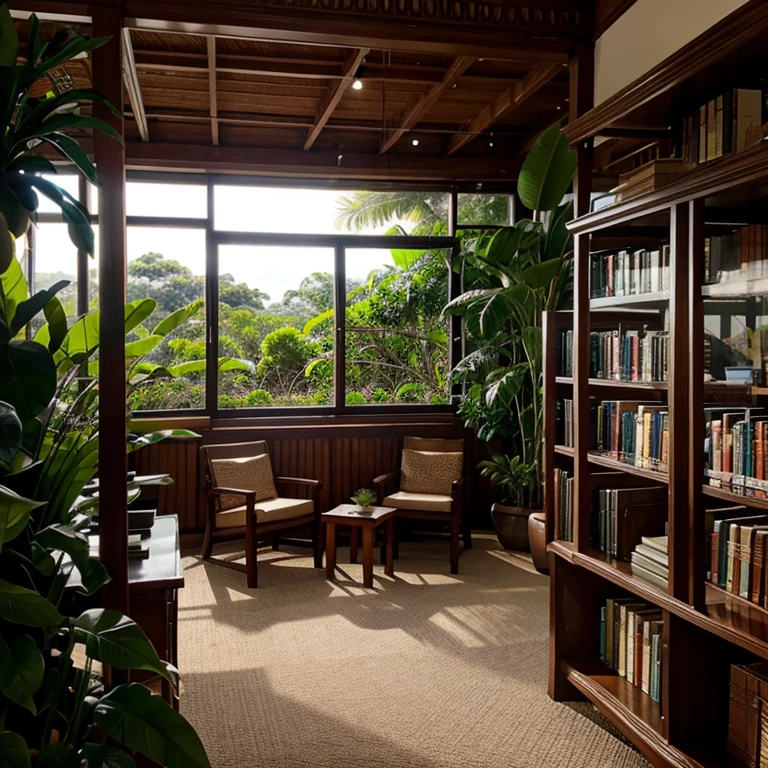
[669,202,691,603]
[447,187,462,402]
[687,199,705,608]
[92,7,129,616]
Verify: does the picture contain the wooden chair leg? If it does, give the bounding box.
[272,534,280,551]
[246,515,258,588]
[462,513,472,550]
[450,512,460,575]
[201,518,214,560]
[313,519,323,569]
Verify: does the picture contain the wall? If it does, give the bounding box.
[131,415,500,536]
[595,0,749,104]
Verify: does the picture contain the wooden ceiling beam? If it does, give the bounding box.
[303,47,367,151]
[125,140,523,181]
[207,36,219,145]
[121,28,149,141]
[446,62,562,156]
[379,56,475,154]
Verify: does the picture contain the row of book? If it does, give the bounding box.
[590,247,671,299]
[729,662,768,766]
[630,535,669,592]
[557,327,669,383]
[595,400,670,472]
[557,398,575,448]
[705,408,768,491]
[553,468,573,542]
[680,88,764,167]
[705,224,768,284]
[592,485,666,561]
[711,512,768,608]
[600,598,662,703]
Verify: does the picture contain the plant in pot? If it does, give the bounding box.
[350,488,377,513]
[445,122,576,549]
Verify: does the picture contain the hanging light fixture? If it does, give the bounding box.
[352,77,363,90]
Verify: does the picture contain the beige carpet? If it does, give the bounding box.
[178,537,650,768]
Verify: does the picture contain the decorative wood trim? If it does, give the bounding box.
[121,28,148,142]
[207,36,219,146]
[565,0,768,144]
[380,56,475,154]
[446,62,562,156]
[304,47,368,151]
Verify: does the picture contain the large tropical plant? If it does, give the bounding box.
[0,6,121,272]
[446,122,577,509]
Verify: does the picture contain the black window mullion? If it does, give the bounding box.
[205,179,218,417]
[334,243,346,410]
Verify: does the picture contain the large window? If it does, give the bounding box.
[22,175,504,414]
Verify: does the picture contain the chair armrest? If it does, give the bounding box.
[450,477,465,500]
[373,471,398,486]
[208,487,256,500]
[274,476,322,490]
[373,471,399,503]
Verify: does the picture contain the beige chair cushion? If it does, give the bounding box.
[400,449,463,495]
[211,454,277,511]
[383,491,452,513]
[216,497,314,529]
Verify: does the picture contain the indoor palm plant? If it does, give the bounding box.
[446,122,576,548]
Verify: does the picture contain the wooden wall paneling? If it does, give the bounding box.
[669,202,691,603]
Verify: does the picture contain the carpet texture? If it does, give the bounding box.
[178,537,650,768]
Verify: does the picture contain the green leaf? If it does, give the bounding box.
[0,339,57,423]
[0,401,21,465]
[10,280,70,336]
[0,213,15,273]
[0,634,44,714]
[95,683,211,768]
[32,34,112,82]
[0,485,44,545]
[42,296,68,353]
[0,184,30,238]
[74,609,173,682]
[0,731,30,768]
[41,133,98,186]
[36,743,79,768]
[0,579,63,626]
[80,745,136,768]
[302,307,334,336]
[0,5,19,67]
[124,335,163,358]
[517,121,577,213]
[151,300,203,337]
[522,257,563,291]
[390,247,423,270]
[36,524,107,593]
[0,255,27,325]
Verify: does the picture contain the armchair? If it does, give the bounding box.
[374,437,470,574]
[201,440,323,587]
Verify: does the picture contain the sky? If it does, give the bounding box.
[31,178,415,304]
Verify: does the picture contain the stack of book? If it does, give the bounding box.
[630,535,669,591]
[600,598,663,703]
[705,224,768,284]
[711,513,768,606]
[728,662,768,766]
[592,487,667,561]
[706,408,768,494]
[595,400,669,472]
[680,87,764,167]
[556,398,575,448]
[557,327,669,383]
[590,246,671,299]
[554,468,573,542]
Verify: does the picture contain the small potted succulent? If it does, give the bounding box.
[351,488,378,513]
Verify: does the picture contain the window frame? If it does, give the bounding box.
[29,171,517,417]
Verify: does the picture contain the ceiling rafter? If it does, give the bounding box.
[446,62,562,156]
[207,36,219,145]
[379,55,475,154]
[121,28,149,141]
[303,47,368,151]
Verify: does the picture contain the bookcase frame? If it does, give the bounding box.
[546,3,768,766]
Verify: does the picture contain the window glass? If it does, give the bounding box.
[217,244,335,408]
[345,247,449,405]
[126,227,207,411]
[34,173,80,215]
[34,223,78,323]
[127,182,207,219]
[457,193,510,226]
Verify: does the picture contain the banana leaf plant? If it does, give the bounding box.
[0,5,122,272]
[445,122,577,509]
[0,261,212,767]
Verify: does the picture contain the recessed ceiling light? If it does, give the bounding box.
[352,78,363,90]
[412,139,419,146]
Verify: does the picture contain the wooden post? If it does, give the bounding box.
[92,7,128,616]
[77,174,89,318]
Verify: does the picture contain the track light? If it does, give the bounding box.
[352,78,363,90]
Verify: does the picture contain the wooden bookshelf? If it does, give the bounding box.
[546,4,768,766]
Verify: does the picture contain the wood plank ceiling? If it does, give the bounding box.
[17,1,608,181]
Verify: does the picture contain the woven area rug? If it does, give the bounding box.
[178,536,650,768]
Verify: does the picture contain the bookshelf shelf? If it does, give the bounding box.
[553,445,575,457]
[587,452,669,484]
[545,6,768,764]
[565,659,664,741]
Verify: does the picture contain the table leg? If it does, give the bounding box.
[362,525,374,588]
[385,518,394,578]
[325,523,336,580]
[350,526,359,563]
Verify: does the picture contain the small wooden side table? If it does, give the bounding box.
[323,504,395,588]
